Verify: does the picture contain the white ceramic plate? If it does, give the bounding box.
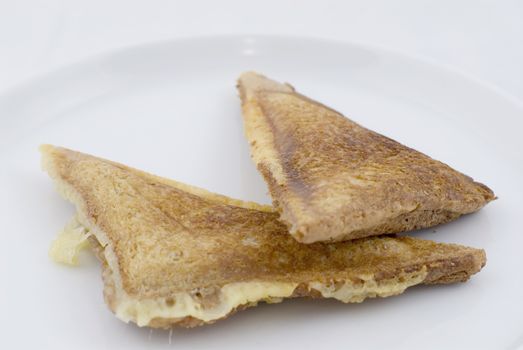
[1,36,522,350]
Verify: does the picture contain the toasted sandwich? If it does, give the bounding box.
[41,145,485,328]
[237,72,495,243]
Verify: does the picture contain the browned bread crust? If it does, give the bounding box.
[41,145,486,328]
[237,72,495,243]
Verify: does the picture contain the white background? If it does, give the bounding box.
[1,0,522,101]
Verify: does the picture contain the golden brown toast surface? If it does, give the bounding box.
[41,145,485,328]
[238,72,495,243]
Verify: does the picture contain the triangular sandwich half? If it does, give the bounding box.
[41,145,485,328]
[237,72,495,243]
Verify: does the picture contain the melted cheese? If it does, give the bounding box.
[114,270,427,326]
[309,268,428,303]
[49,216,90,265]
[115,282,298,326]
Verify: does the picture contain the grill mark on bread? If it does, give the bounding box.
[258,92,312,201]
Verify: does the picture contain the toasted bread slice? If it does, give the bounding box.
[237,72,495,243]
[41,145,485,328]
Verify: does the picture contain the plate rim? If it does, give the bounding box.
[1,34,522,110]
